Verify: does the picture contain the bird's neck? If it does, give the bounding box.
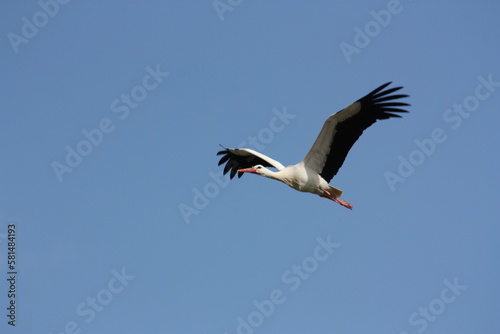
[261,168,294,188]
[260,168,279,180]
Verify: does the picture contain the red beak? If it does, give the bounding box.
[237,168,257,174]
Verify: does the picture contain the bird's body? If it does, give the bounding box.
[217,82,410,209]
[249,162,334,195]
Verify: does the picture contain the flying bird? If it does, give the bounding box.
[217,82,409,209]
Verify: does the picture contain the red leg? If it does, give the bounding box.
[322,190,353,209]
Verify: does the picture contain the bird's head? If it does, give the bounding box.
[237,164,267,176]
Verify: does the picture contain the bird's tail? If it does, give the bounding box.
[328,185,343,198]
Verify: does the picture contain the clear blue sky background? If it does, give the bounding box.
[1,1,499,333]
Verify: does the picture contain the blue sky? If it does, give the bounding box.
[1,1,499,333]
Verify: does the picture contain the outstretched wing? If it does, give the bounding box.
[302,82,410,182]
[217,148,285,179]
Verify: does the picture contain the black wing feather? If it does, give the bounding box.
[320,82,410,182]
[217,149,276,179]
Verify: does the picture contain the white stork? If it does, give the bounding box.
[217,82,409,209]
